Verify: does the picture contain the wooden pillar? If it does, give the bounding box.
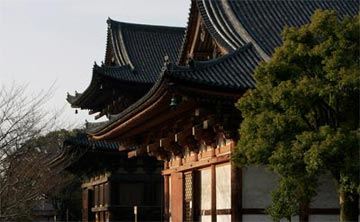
[211,164,217,222]
[231,163,242,222]
[299,202,309,222]
[164,175,170,222]
[171,172,184,222]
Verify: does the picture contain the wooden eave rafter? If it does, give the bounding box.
[135,113,236,162]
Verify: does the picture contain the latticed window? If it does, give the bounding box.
[184,172,193,222]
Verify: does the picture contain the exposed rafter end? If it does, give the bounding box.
[118,146,127,152]
[128,150,137,158]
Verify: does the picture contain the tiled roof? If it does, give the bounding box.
[67,20,185,109]
[195,0,358,57]
[107,19,185,83]
[93,64,153,84]
[88,43,262,136]
[167,43,260,90]
[67,63,152,109]
[64,133,121,151]
[87,0,358,137]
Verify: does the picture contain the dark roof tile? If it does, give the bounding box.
[64,133,121,151]
[108,19,185,82]
[167,43,261,90]
[195,0,358,57]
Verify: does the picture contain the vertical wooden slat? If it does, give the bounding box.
[231,163,242,222]
[104,183,109,207]
[94,185,99,208]
[82,189,89,222]
[171,172,184,222]
[95,212,99,222]
[211,164,217,222]
[100,184,104,207]
[88,187,95,221]
[107,182,112,206]
[164,160,169,170]
[106,211,112,222]
[164,175,170,222]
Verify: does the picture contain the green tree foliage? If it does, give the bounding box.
[234,10,359,222]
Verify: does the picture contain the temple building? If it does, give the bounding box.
[64,1,358,222]
[54,20,185,222]
[51,133,163,222]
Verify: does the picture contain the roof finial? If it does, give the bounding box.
[164,55,170,65]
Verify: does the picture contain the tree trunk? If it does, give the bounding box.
[339,191,359,222]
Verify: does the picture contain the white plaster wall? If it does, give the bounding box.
[200,215,211,222]
[280,216,299,222]
[217,215,231,222]
[242,214,273,222]
[243,215,299,222]
[201,169,211,210]
[308,215,340,221]
[242,166,278,208]
[216,164,231,209]
[310,172,339,208]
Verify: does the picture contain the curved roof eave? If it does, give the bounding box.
[89,68,169,140]
[89,43,262,140]
[66,64,137,108]
[66,63,101,108]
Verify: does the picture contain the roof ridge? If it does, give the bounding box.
[177,0,197,64]
[107,17,185,31]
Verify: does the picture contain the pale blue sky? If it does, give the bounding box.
[0,0,189,128]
